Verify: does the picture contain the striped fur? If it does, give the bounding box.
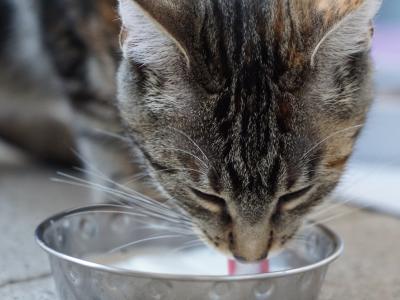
[0,0,381,262]
[118,0,381,261]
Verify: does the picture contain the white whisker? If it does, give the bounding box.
[306,204,371,228]
[68,168,185,218]
[167,127,211,164]
[168,240,204,255]
[309,199,352,218]
[106,234,183,254]
[52,176,193,227]
[301,124,364,160]
[123,167,208,186]
[92,128,130,142]
[157,147,209,169]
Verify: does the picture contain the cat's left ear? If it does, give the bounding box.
[119,0,204,62]
[301,0,382,66]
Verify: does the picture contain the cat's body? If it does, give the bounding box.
[0,0,381,261]
[0,0,148,196]
[0,0,117,160]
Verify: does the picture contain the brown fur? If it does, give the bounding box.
[118,0,381,261]
[0,0,381,262]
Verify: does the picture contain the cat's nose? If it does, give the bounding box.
[232,251,269,262]
[233,254,247,262]
[229,229,271,262]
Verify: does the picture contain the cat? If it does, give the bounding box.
[0,0,381,262]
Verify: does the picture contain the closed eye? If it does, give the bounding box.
[190,188,226,213]
[278,185,314,211]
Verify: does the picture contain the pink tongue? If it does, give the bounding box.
[228,259,236,275]
[228,259,270,275]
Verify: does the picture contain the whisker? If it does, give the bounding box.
[51,177,193,227]
[311,160,400,218]
[292,233,308,239]
[123,167,208,185]
[157,147,209,169]
[166,127,211,164]
[136,223,195,235]
[72,168,170,209]
[305,153,349,165]
[106,234,183,254]
[61,175,192,225]
[337,162,395,195]
[105,210,195,235]
[120,171,152,184]
[309,199,352,218]
[168,240,204,255]
[301,124,364,161]
[306,204,371,228]
[66,168,188,220]
[71,148,104,175]
[286,239,312,250]
[56,173,160,212]
[291,238,308,243]
[115,206,196,235]
[57,151,198,234]
[91,128,130,142]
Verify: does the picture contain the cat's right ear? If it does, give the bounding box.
[119,0,204,63]
[291,0,382,66]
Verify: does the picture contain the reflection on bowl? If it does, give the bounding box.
[36,205,343,300]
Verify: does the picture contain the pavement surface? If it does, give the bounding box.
[0,146,399,300]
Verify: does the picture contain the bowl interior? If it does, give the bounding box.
[37,205,341,278]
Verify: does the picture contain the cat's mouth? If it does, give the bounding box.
[191,225,280,263]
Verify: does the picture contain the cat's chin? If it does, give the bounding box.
[201,239,285,262]
[193,231,288,262]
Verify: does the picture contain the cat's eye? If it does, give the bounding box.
[190,188,226,213]
[278,186,314,211]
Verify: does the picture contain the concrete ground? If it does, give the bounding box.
[0,146,399,300]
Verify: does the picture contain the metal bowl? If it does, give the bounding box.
[35,205,343,300]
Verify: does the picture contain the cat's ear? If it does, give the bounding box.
[294,0,382,65]
[119,0,204,62]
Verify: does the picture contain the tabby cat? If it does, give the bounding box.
[0,0,381,262]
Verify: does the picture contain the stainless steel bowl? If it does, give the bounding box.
[35,205,343,300]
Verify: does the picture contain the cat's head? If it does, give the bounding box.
[117,0,381,262]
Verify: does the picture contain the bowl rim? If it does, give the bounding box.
[35,205,344,282]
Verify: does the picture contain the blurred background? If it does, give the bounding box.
[334,0,400,216]
[0,1,399,299]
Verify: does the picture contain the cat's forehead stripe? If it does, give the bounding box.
[227,161,242,194]
[210,0,232,79]
[266,156,281,196]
